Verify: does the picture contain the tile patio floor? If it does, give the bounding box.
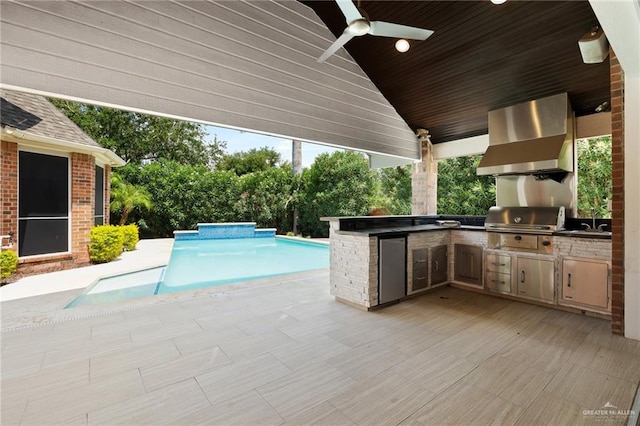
[2,269,640,425]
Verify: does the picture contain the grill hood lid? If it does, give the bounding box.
[477,93,574,176]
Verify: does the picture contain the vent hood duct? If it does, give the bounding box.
[477,93,574,176]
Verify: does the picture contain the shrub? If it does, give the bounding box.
[120,224,140,251]
[89,225,124,263]
[0,250,19,281]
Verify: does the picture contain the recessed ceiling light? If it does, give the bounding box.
[491,0,507,4]
[395,39,410,53]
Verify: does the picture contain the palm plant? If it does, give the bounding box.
[110,174,153,225]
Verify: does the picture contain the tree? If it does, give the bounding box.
[115,161,243,237]
[216,147,283,175]
[437,155,496,215]
[49,99,226,166]
[372,165,413,215]
[298,151,376,237]
[110,175,153,225]
[576,136,612,218]
[237,166,295,233]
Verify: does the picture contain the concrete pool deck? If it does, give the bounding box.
[0,238,175,302]
[0,237,330,331]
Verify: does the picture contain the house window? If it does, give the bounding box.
[95,165,104,226]
[18,151,69,257]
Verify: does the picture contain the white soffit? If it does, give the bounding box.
[369,153,416,169]
[432,135,489,160]
[0,0,419,159]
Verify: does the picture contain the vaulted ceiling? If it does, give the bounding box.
[302,1,610,143]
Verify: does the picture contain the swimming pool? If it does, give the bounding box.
[66,236,328,308]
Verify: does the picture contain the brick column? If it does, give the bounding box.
[411,139,438,215]
[610,48,624,335]
[71,153,95,264]
[1,141,18,254]
[104,165,111,225]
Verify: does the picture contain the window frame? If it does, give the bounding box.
[17,148,71,259]
[94,165,105,226]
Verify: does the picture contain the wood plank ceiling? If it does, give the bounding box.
[302,1,610,143]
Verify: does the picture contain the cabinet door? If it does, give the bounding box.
[562,259,609,308]
[516,257,554,301]
[454,244,482,286]
[430,245,448,286]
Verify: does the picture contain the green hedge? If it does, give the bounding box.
[0,250,19,280]
[89,225,124,263]
[120,224,139,251]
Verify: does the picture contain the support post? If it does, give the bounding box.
[411,139,438,215]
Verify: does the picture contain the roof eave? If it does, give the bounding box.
[1,126,126,167]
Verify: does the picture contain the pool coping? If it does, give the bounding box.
[66,235,329,308]
[1,269,330,332]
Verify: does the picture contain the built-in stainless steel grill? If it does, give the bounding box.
[485,206,565,255]
[484,206,565,235]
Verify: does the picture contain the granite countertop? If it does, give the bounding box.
[553,230,612,239]
[335,226,612,239]
[335,224,485,236]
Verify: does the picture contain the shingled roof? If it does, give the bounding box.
[1,89,101,148]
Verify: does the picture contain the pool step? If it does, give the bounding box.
[173,222,276,240]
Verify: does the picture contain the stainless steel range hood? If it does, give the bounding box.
[477,93,574,176]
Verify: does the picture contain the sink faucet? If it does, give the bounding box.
[597,223,608,232]
[591,208,596,231]
[580,222,592,231]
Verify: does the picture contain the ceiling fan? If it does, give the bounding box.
[317,0,434,63]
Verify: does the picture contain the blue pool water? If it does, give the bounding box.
[66,237,328,308]
[159,237,329,293]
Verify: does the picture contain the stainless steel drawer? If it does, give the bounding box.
[412,268,428,291]
[412,248,428,268]
[486,254,511,274]
[486,271,512,293]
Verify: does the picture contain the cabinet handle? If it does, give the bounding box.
[567,273,571,287]
[434,260,439,271]
[515,235,522,241]
[492,262,506,267]
[520,270,525,283]
[492,279,505,285]
[416,276,426,280]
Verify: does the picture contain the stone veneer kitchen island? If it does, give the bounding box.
[323,215,612,316]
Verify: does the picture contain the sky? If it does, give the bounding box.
[205,125,343,168]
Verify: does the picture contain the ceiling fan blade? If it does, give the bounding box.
[336,0,363,24]
[369,21,434,40]
[318,30,354,62]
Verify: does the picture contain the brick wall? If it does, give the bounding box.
[1,141,18,254]
[610,48,625,335]
[71,153,95,265]
[104,165,111,225]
